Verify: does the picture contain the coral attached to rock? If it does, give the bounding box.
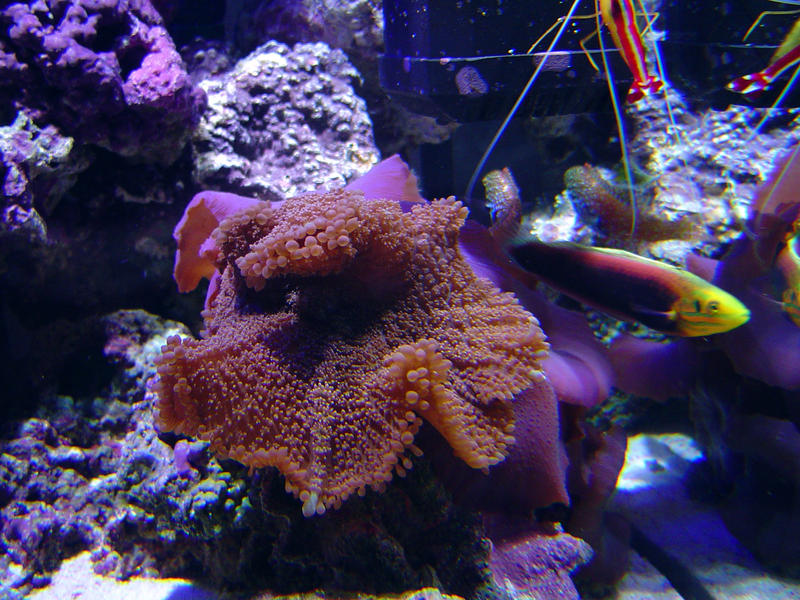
[0,308,499,597]
[232,0,384,66]
[155,186,551,518]
[1,112,90,233]
[564,164,699,247]
[0,0,206,162]
[487,522,592,600]
[193,40,379,200]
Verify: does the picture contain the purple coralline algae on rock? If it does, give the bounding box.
[0,0,206,163]
[532,90,800,266]
[0,311,192,594]
[230,0,384,66]
[193,40,379,201]
[180,39,234,86]
[624,88,800,262]
[488,525,592,600]
[1,112,90,233]
[0,310,498,599]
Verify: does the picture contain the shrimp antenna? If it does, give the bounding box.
[596,7,638,236]
[747,62,800,142]
[463,0,584,204]
[641,2,682,149]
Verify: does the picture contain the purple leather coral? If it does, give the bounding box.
[0,0,206,163]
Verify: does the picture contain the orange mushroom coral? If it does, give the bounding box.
[155,188,550,516]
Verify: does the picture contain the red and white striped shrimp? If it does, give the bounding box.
[729,18,800,100]
[728,1,800,139]
[598,0,664,103]
[465,0,675,237]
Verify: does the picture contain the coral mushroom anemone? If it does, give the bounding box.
[155,186,551,517]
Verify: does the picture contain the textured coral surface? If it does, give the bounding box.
[193,41,378,200]
[0,112,90,231]
[563,164,699,247]
[155,189,549,517]
[0,0,206,162]
[488,525,592,600]
[0,310,499,599]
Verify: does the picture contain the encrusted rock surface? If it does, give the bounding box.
[229,0,384,67]
[527,98,800,266]
[1,112,90,233]
[0,0,206,163]
[0,310,496,599]
[193,40,379,201]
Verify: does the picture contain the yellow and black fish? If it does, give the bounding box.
[509,241,750,337]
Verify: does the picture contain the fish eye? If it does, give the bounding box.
[708,300,719,313]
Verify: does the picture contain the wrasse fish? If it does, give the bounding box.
[598,0,664,103]
[776,231,800,326]
[482,168,522,244]
[728,17,800,99]
[509,241,751,337]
